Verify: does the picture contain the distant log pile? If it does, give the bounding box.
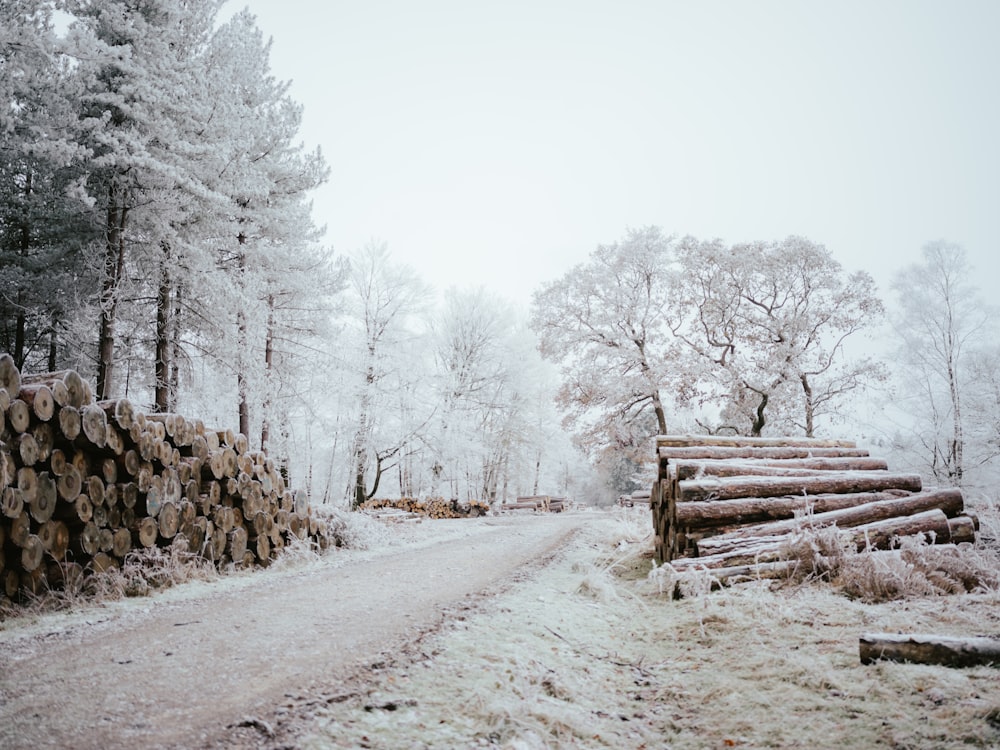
[501,495,568,513]
[0,354,334,600]
[619,490,651,507]
[360,497,491,519]
[650,435,978,569]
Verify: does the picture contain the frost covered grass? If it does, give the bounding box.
[295,508,1000,749]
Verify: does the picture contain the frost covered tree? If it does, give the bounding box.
[343,241,431,508]
[0,1,89,371]
[670,236,885,437]
[203,9,330,437]
[889,241,996,485]
[531,226,676,460]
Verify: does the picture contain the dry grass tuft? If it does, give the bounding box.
[311,504,393,550]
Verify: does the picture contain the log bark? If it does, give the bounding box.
[672,457,890,480]
[660,446,871,462]
[657,434,856,449]
[677,472,922,503]
[695,489,966,555]
[673,509,954,570]
[860,633,1000,667]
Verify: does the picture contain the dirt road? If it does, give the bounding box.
[0,513,589,749]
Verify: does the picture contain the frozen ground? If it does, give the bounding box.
[3,507,1000,749]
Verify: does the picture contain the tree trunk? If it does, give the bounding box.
[154,243,171,413]
[97,184,128,400]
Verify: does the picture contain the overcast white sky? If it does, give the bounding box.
[229,0,999,307]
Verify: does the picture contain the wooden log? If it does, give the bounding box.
[112,527,131,557]
[660,446,871,462]
[90,551,117,573]
[227,526,248,560]
[17,383,55,422]
[56,465,82,503]
[7,398,31,433]
[672,457,890,480]
[2,487,24,519]
[677,472,923,503]
[657,434,857,449]
[17,432,39,467]
[20,534,45,572]
[0,353,21,395]
[57,405,81,441]
[87,474,105,507]
[79,403,108,448]
[947,516,977,544]
[860,633,1000,667]
[157,501,179,539]
[29,471,58,523]
[132,516,159,548]
[20,369,90,409]
[695,489,966,555]
[672,509,954,570]
[9,509,30,546]
[848,509,952,550]
[38,520,70,561]
[97,398,135,431]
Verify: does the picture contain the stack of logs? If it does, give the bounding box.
[651,435,978,575]
[502,495,567,513]
[360,497,491,519]
[0,354,333,599]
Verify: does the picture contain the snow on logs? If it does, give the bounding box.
[0,354,334,600]
[650,434,977,571]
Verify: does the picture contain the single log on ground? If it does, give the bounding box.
[860,633,1000,667]
[677,472,923,503]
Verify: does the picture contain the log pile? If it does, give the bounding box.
[0,354,334,600]
[501,495,568,513]
[359,497,491,519]
[651,435,978,567]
